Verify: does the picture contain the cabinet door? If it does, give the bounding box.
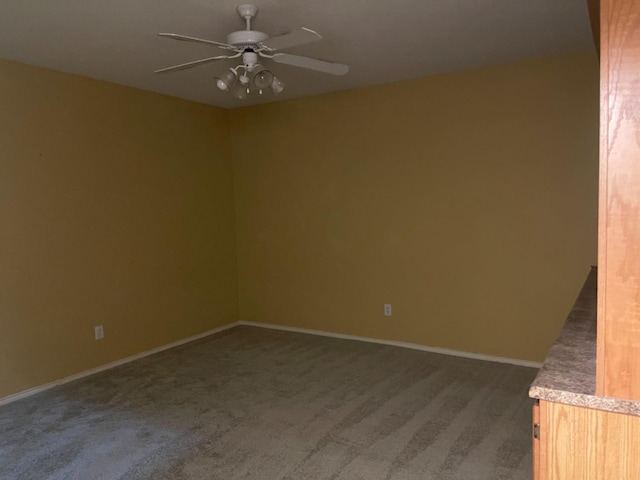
[533,400,542,480]
[541,400,640,479]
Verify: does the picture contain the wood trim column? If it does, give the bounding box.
[597,0,640,399]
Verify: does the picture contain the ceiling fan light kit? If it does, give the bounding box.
[271,77,285,95]
[214,69,237,91]
[252,66,274,90]
[231,82,249,100]
[156,4,349,100]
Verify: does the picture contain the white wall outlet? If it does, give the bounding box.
[94,325,104,340]
[384,304,392,316]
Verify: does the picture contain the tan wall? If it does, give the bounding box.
[0,60,238,398]
[230,50,599,363]
[0,49,599,400]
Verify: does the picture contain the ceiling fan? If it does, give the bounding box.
[156,4,349,99]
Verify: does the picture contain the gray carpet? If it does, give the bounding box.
[0,326,536,480]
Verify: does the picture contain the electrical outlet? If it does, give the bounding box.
[384,304,392,316]
[94,325,104,340]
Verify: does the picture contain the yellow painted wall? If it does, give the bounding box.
[230,50,599,363]
[0,49,599,400]
[0,60,238,398]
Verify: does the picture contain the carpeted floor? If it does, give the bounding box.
[0,326,536,480]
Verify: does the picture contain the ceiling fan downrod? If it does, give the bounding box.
[236,4,258,31]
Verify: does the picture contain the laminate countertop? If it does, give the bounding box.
[529,266,640,416]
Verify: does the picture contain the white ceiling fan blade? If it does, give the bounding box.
[155,54,237,73]
[260,27,322,51]
[272,53,349,76]
[158,33,236,50]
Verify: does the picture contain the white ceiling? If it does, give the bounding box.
[0,0,593,109]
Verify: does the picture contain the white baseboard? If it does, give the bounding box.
[0,322,240,407]
[237,320,542,369]
[1,319,541,407]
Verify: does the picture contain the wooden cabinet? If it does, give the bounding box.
[535,400,640,479]
[533,401,541,480]
[529,268,640,479]
[532,0,640,477]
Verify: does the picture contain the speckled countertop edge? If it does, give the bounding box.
[529,267,640,417]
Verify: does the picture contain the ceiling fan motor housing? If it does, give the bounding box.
[229,4,266,48]
[226,30,269,48]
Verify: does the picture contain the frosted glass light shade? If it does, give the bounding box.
[253,69,274,89]
[231,83,249,100]
[214,70,237,91]
[271,76,285,94]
